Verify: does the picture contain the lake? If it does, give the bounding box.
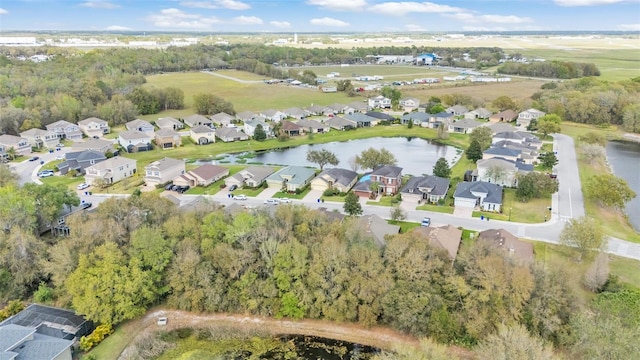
[606,140,640,232]
[205,137,461,176]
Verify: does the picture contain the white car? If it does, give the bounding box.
[263,198,280,205]
[38,170,54,178]
[55,143,64,148]
[234,194,247,200]
[279,197,291,203]
[77,183,90,190]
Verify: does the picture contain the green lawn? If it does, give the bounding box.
[233,186,267,197]
[366,196,400,207]
[388,220,421,233]
[40,174,85,189]
[273,187,311,200]
[416,203,454,214]
[472,189,551,223]
[321,195,346,203]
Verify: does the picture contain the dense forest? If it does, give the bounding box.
[0,171,638,357]
[498,60,601,79]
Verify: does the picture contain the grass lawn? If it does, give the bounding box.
[321,195,346,203]
[472,189,551,223]
[367,196,400,207]
[40,160,63,172]
[233,186,267,197]
[91,176,146,195]
[388,220,421,233]
[40,175,85,189]
[416,203,454,214]
[403,78,546,103]
[273,187,311,200]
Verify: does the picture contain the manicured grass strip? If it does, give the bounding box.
[232,187,267,197]
[321,195,346,203]
[366,196,399,207]
[273,188,311,200]
[388,220,421,233]
[416,204,454,214]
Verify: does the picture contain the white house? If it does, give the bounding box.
[244,119,272,137]
[464,108,493,120]
[190,125,216,145]
[19,128,59,149]
[84,156,137,186]
[0,134,32,156]
[216,127,249,142]
[399,97,421,112]
[46,120,82,141]
[144,157,185,186]
[211,112,235,127]
[155,117,184,131]
[260,109,286,122]
[448,118,483,134]
[454,181,503,212]
[78,117,110,138]
[118,130,152,153]
[517,108,545,128]
[446,105,469,116]
[476,157,533,187]
[183,114,214,128]
[125,119,155,137]
[368,95,391,109]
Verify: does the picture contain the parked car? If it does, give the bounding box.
[421,217,431,227]
[279,197,291,203]
[171,185,180,191]
[165,183,174,191]
[80,202,92,210]
[38,170,54,178]
[177,185,190,193]
[229,184,238,191]
[56,154,65,160]
[29,156,39,162]
[55,143,64,148]
[77,183,90,190]
[264,199,280,205]
[234,194,247,200]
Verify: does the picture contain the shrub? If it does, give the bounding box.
[33,282,54,303]
[0,300,24,322]
[79,324,114,351]
[323,188,339,197]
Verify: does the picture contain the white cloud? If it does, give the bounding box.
[146,8,220,29]
[462,26,508,32]
[405,24,427,31]
[369,2,462,16]
[307,0,367,11]
[0,8,7,14]
[270,21,291,28]
[554,0,631,6]
[80,1,120,9]
[180,0,251,10]
[619,23,640,30]
[310,17,349,27]
[233,16,263,25]
[105,25,131,31]
[445,12,532,24]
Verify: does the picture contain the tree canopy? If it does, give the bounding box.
[306,149,339,170]
[432,157,451,178]
[584,174,636,209]
[355,147,397,170]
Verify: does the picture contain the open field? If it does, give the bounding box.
[402,79,546,103]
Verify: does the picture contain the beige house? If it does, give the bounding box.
[173,164,229,187]
[84,156,137,186]
[478,228,534,263]
[155,117,184,131]
[46,120,82,141]
[311,168,358,193]
[190,125,216,145]
[489,109,518,123]
[400,97,421,112]
[0,134,32,156]
[78,117,110,138]
[225,166,276,188]
[144,157,185,186]
[19,128,59,149]
[412,225,463,261]
[154,129,181,149]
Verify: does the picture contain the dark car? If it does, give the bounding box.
[80,202,92,210]
[165,183,174,191]
[229,184,238,191]
[177,185,190,193]
[29,156,39,162]
[171,185,180,191]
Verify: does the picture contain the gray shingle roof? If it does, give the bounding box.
[371,165,403,178]
[454,181,503,204]
[266,166,316,186]
[401,175,450,197]
[314,168,358,187]
[484,147,521,157]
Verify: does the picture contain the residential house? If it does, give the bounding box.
[216,127,249,142]
[118,130,152,153]
[57,150,106,175]
[0,324,73,360]
[0,134,31,156]
[370,165,403,195]
[517,108,546,128]
[184,114,214,128]
[345,112,377,127]
[400,175,450,204]
[476,157,533,187]
[464,107,493,120]
[493,131,542,149]
[46,120,82,141]
[155,117,184,131]
[325,116,357,130]
[347,101,369,113]
[412,225,463,260]
[78,117,110,138]
[311,168,358,193]
[478,228,534,263]
[266,166,316,192]
[283,107,306,120]
[487,122,517,134]
[190,125,216,144]
[297,119,329,133]
[401,112,430,125]
[427,112,454,128]
[73,138,115,153]
[172,164,229,187]
[400,97,421,112]
[489,109,518,123]
[365,111,396,123]
[244,119,273,137]
[303,105,327,116]
[154,128,182,149]
[236,111,256,122]
[448,118,483,134]
[144,157,185,186]
[84,156,137,185]
[0,303,93,343]
[492,140,539,164]
[368,95,391,109]
[358,214,400,247]
[454,181,503,212]
[19,128,58,149]
[125,119,155,137]
[327,103,354,114]
[446,104,469,116]
[281,120,303,136]
[211,112,235,127]
[482,147,521,162]
[260,109,286,122]
[225,165,276,188]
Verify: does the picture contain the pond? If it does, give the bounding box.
[198,137,461,176]
[606,140,640,232]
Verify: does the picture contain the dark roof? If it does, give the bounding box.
[281,120,302,131]
[484,147,521,157]
[353,179,372,193]
[478,228,534,262]
[401,112,430,122]
[345,112,375,124]
[365,111,396,120]
[515,160,534,172]
[401,175,450,197]
[64,150,105,162]
[315,168,358,187]
[431,111,452,119]
[371,165,403,178]
[0,304,92,339]
[454,181,503,204]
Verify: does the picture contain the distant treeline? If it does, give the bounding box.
[498,60,600,79]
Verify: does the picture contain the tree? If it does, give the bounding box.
[344,192,363,216]
[538,152,558,169]
[583,252,609,293]
[585,174,636,209]
[355,147,397,170]
[306,149,339,170]
[580,143,606,165]
[381,86,402,110]
[348,156,360,172]
[578,131,607,146]
[469,126,493,151]
[622,103,640,133]
[570,311,640,360]
[466,140,483,163]
[407,120,413,129]
[0,164,19,187]
[516,172,559,201]
[436,122,448,139]
[475,324,556,360]
[559,217,606,261]
[432,157,451,178]
[390,206,406,221]
[126,87,160,115]
[537,114,562,138]
[492,95,517,112]
[193,93,235,115]
[253,124,267,141]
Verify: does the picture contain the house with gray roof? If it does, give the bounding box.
[225,166,276,188]
[517,108,545,128]
[304,104,332,116]
[327,103,354,114]
[211,112,235,127]
[464,107,493,120]
[347,101,369,113]
[78,117,110,138]
[184,114,213,128]
[125,119,155,137]
[46,120,82,141]
[0,135,31,157]
[118,130,152,153]
[482,147,521,162]
[427,112,454,128]
[476,157,533,187]
[487,122,516,134]
[365,111,396,122]
[266,166,316,192]
[216,127,249,142]
[454,181,503,212]
[57,150,106,175]
[144,157,185,186]
[446,104,469,116]
[448,118,483,134]
[401,111,430,125]
[260,109,286,122]
[236,111,256,122]
[297,119,330,133]
[190,125,216,144]
[283,107,306,120]
[0,324,73,360]
[84,156,137,186]
[345,112,376,127]
[401,175,450,204]
[311,168,358,193]
[325,116,356,130]
[358,214,400,247]
[20,128,59,149]
[155,117,184,131]
[73,138,115,153]
[493,131,542,149]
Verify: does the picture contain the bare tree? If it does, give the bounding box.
[580,144,606,165]
[348,156,360,172]
[583,252,609,292]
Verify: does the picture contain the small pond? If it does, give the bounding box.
[606,140,640,232]
[196,137,461,176]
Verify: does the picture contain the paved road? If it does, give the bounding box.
[10,147,72,185]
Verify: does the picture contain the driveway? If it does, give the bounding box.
[256,186,280,199]
[303,189,324,203]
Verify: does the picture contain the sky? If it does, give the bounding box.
[0,0,639,32]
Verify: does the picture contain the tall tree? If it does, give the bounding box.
[343,192,363,216]
[492,96,517,112]
[475,324,556,360]
[432,157,451,178]
[584,174,636,209]
[469,126,493,151]
[0,164,18,187]
[381,86,402,109]
[622,103,640,133]
[253,124,267,141]
[539,152,558,169]
[537,114,562,138]
[559,217,606,261]
[355,147,397,170]
[466,140,483,163]
[580,144,606,165]
[306,149,339,170]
